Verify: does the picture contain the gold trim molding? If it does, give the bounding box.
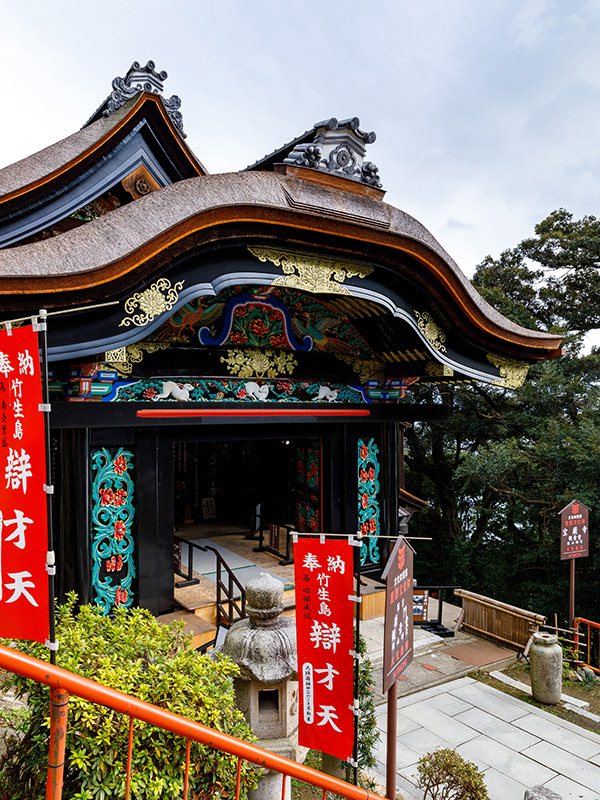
[220,348,298,379]
[339,355,384,383]
[248,246,373,295]
[415,310,447,353]
[425,362,454,378]
[105,342,169,375]
[119,279,184,328]
[487,355,529,389]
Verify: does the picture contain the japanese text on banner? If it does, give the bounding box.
[294,538,355,761]
[0,325,49,643]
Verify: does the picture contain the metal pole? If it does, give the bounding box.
[385,681,397,800]
[386,424,403,799]
[570,559,576,629]
[45,687,69,800]
[39,309,57,667]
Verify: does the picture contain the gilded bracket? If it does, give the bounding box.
[425,362,454,378]
[248,246,373,295]
[487,354,529,389]
[414,310,447,353]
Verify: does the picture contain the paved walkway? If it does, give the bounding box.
[368,675,600,800]
[175,535,600,799]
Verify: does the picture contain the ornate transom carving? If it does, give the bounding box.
[220,348,298,379]
[248,247,373,295]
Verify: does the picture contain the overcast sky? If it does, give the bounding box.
[1,0,599,277]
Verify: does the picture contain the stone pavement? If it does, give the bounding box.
[352,598,600,799]
[368,675,600,800]
[359,597,517,705]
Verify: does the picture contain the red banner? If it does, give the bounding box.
[0,325,49,642]
[294,538,355,761]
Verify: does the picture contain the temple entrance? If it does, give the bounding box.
[172,436,323,538]
[173,439,295,535]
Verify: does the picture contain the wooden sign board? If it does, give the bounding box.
[382,537,414,693]
[201,497,216,520]
[560,500,589,560]
[269,523,280,551]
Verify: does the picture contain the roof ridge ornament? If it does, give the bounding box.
[283,117,382,188]
[91,60,186,138]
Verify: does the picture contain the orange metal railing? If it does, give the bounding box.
[574,617,600,674]
[0,643,388,800]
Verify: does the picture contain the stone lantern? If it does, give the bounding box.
[220,572,301,799]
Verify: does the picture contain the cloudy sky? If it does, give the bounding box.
[1,0,599,276]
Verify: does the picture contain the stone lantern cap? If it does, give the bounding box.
[221,572,297,685]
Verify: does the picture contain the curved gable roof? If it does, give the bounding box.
[0,170,562,361]
[0,93,205,212]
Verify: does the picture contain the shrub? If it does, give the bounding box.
[0,595,258,800]
[416,748,489,800]
[335,633,379,788]
[355,633,379,774]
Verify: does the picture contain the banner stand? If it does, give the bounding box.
[38,309,57,665]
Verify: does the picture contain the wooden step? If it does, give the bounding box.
[156,610,216,649]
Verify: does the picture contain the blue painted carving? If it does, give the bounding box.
[90,448,136,614]
[358,438,381,566]
[198,293,313,351]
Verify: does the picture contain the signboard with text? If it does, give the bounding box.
[269,523,280,552]
[382,537,414,693]
[560,500,589,560]
[0,325,49,642]
[294,538,355,761]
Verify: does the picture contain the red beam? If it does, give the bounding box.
[136,408,370,418]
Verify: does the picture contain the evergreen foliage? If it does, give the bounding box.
[416,748,489,800]
[355,633,379,773]
[0,596,258,800]
[405,210,600,625]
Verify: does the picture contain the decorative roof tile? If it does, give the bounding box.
[246,117,382,189]
[84,60,186,138]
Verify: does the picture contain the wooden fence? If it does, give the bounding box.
[454,589,546,654]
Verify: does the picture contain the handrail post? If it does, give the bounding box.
[46,687,69,800]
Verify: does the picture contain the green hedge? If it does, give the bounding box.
[0,595,258,799]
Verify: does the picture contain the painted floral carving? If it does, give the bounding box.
[358,438,381,566]
[91,448,136,614]
[295,440,322,532]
